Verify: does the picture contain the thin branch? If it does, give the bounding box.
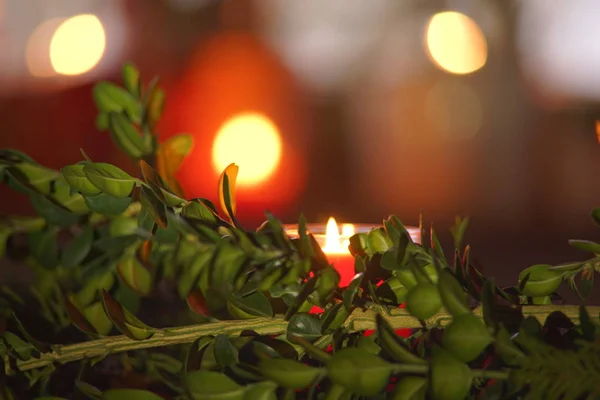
[10,305,600,374]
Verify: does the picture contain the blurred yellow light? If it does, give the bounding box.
[50,14,106,76]
[27,18,65,77]
[425,11,487,75]
[212,113,282,187]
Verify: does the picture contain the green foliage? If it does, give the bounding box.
[0,64,599,399]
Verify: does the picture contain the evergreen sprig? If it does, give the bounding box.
[0,64,599,399]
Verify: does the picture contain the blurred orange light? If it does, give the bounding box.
[425,11,487,75]
[50,14,106,76]
[212,113,282,187]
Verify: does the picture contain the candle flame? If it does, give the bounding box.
[341,223,355,237]
[323,217,353,253]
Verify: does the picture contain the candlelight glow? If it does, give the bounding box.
[425,11,487,75]
[27,18,65,77]
[50,14,106,76]
[212,113,282,187]
[323,217,352,254]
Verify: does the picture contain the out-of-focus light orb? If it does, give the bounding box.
[212,113,282,187]
[27,18,65,77]
[425,11,487,75]
[50,14,106,76]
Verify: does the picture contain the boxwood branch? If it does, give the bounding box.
[10,305,600,374]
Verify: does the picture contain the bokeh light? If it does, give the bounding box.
[425,11,487,75]
[50,14,106,76]
[212,113,282,187]
[27,18,65,77]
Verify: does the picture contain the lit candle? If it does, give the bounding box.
[284,217,421,287]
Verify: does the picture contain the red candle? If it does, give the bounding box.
[284,218,421,313]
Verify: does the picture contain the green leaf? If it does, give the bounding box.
[429,347,473,400]
[228,292,273,318]
[342,272,363,312]
[390,376,427,400]
[139,161,187,208]
[140,185,168,229]
[109,217,140,237]
[122,63,141,99]
[493,326,525,366]
[182,199,219,223]
[29,193,79,227]
[108,112,147,159]
[580,268,594,300]
[82,301,113,336]
[376,276,408,305]
[218,164,239,226]
[437,269,470,317]
[28,228,59,269]
[376,314,425,365]
[296,214,315,258]
[183,370,245,400]
[578,305,598,340]
[320,302,350,333]
[84,192,132,215]
[450,216,470,250]
[327,348,392,396]
[84,163,137,198]
[313,268,340,306]
[114,283,142,315]
[1,331,35,361]
[65,296,110,336]
[430,225,447,265]
[101,389,164,400]
[61,226,94,268]
[568,239,600,254]
[405,283,442,321]
[93,82,139,122]
[156,134,194,198]
[137,207,155,232]
[62,164,102,196]
[116,256,152,296]
[144,82,165,130]
[242,382,277,400]
[287,313,322,342]
[259,358,322,390]
[214,334,239,369]
[75,380,103,400]
[442,314,492,363]
[591,208,600,228]
[100,290,154,340]
[96,112,109,131]
[11,163,59,194]
[349,232,370,257]
[367,228,393,253]
[518,264,563,297]
[285,277,318,319]
[480,279,497,331]
[75,270,115,307]
[210,243,246,293]
[178,250,212,299]
[52,177,88,213]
